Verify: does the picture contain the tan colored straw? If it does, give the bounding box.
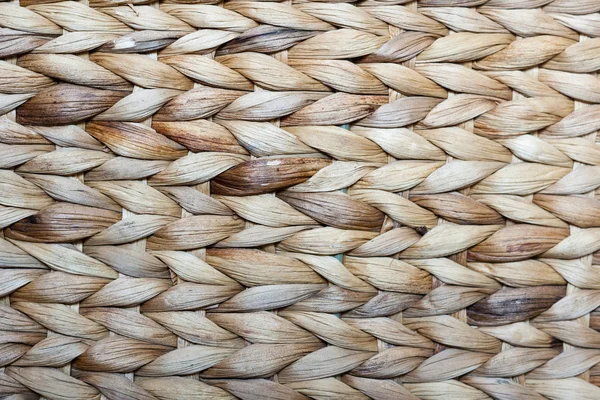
[1,0,600,399]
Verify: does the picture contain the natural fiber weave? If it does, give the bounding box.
[1,0,600,399]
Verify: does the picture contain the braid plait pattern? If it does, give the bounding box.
[1,0,600,399]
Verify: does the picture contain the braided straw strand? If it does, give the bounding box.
[2,0,600,399]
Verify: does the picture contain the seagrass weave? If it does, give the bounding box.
[2,0,600,399]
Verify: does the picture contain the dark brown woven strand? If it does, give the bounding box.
[1,0,600,399]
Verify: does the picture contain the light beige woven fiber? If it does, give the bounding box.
[1,0,600,399]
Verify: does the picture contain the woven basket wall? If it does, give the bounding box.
[1,0,600,399]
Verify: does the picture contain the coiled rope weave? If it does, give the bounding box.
[1,0,600,399]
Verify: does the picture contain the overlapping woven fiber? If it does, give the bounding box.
[2,0,600,399]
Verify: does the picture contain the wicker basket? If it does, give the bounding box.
[1,0,600,399]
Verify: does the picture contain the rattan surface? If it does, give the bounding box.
[1,0,600,399]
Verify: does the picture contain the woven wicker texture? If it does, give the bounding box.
[2,0,600,399]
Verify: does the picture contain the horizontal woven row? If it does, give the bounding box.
[2,0,600,400]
